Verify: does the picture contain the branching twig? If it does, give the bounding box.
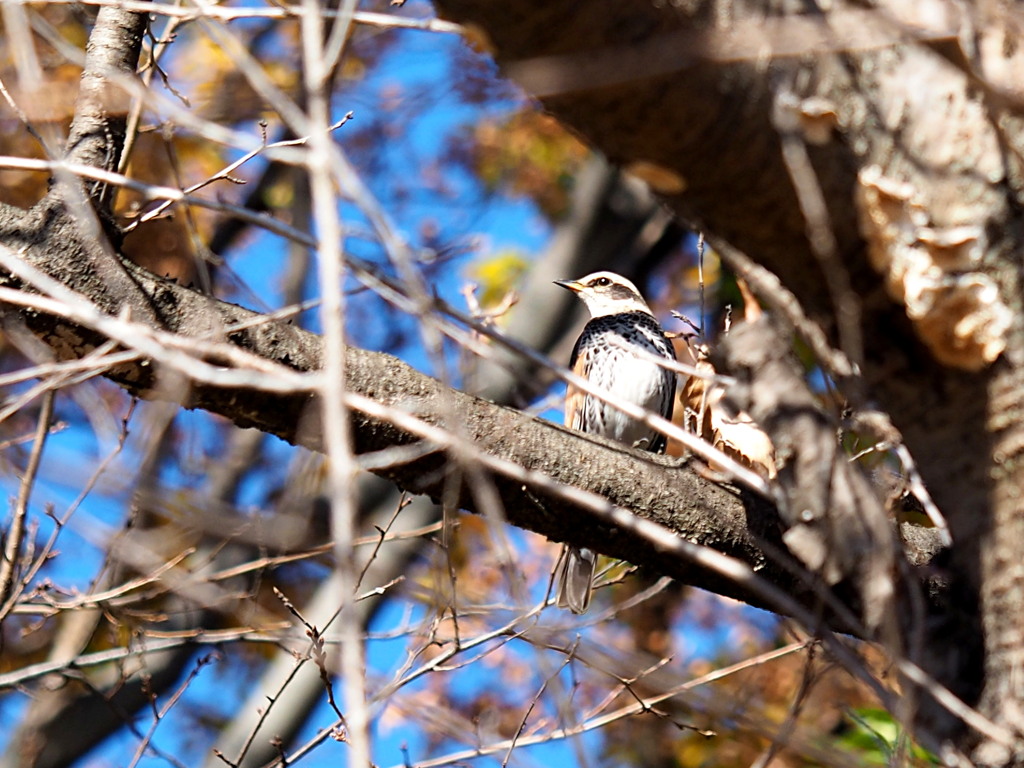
[0,390,55,620]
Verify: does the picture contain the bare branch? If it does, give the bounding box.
[64,4,147,207]
[0,390,54,618]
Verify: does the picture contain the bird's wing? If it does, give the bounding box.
[650,325,679,454]
[565,331,589,430]
[662,333,678,421]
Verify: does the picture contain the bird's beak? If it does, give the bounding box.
[554,279,583,293]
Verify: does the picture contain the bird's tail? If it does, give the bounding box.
[556,545,597,614]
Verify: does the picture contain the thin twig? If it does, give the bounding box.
[381,642,812,768]
[0,390,55,619]
[53,0,464,33]
[750,641,819,768]
[773,87,864,377]
[502,639,579,767]
[127,652,220,768]
[120,113,354,234]
[697,231,706,338]
[708,236,858,383]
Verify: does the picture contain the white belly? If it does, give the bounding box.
[585,353,672,446]
[573,313,676,450]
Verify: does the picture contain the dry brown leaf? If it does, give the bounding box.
[736,277,763,323]
[668,335,776,478]
[711,405,777,480]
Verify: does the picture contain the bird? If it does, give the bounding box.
[553,271,677,613]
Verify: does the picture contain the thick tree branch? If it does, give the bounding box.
[0,193,945,633]
[0,0,944,631]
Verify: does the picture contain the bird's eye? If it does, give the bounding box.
[593,277,611,287]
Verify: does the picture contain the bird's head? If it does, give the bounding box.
[554,271,653,318]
